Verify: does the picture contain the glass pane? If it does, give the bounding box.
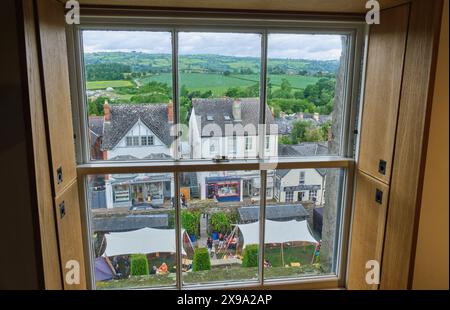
[266,34,348,159]
[83,31,175,161]
[180,170,261,285]
[178,32,262,160]
[265,168,344,280]
[87,173,177,289]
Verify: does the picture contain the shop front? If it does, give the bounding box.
[205,176,241,202]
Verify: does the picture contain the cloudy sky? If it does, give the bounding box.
[83,31,342,60]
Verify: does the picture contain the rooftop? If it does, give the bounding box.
[102,104,173,150]
[191,97,276,137]
[238,204,309,223]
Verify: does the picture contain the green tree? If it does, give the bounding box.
[210,212,231,234]
[87,96,108,116]
[304,127,325,142]
[181,210,200,237]
[279,136,292,145]
[291,120,311,144]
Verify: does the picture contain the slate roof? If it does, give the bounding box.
[102,104,173,150]
[93,214,169,233]
[276,113,331,135]
[89,116,104,137]
[143,153,173,160]
[277,142,330,178]
[238,204,309,223]
[109,155,139,161]
[278,142,329,157]
[192,98,276,137]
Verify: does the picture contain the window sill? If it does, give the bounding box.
[77,156,353,175]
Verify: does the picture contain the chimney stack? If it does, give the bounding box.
[232,99,241,121]
[103,100,110,122]
[168,101,174,123]
[313,112,320,122]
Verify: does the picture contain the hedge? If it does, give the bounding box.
[242,244,258,268]
[130,254,149,276]
[192,248,211,272]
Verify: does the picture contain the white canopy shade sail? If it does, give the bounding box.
[105,227,186,257]
[236,220,318,248]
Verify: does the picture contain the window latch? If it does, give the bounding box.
[59,201,66,219]
[378,160,387,175]
[57,166,63,184]
[375,189,383,204]
[212,155,229,163]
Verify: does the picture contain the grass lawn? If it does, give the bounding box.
[139,73,320,96]
[265,244,316,267]
[86,80,134,90]
[96,264,323,289]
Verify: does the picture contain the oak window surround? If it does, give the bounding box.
[67,10,366,290]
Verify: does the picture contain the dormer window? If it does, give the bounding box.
[224,115,231,121]
[206,115,214,121]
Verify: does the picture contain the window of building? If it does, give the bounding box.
[141,136,148,146]
[299,171,306,185]
[245,137,253,151]
[70,13,364,290]
[142,136,154,146]
[285,191,294,202]
[309,190,318,202]
[126,136,133,147]
[132,136,139,146]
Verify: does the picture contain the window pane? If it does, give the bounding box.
[83,31,175,161]
[180,170,261,285]
[265,168,344,280]
[179,32,262,160]
[266,34,348,159]
[87,173,177,289]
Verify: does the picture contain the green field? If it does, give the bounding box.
[139,73,320,97]
[86,80,134,90]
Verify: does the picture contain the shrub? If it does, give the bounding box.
[130,254,149,276]
[182,210,201,237]
[242,244,259,268]
[192,248,211,272]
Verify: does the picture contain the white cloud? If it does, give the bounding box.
[83,31,342,60]
[83,31,172,53]
[267,34,343,60]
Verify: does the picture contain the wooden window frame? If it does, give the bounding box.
[66,11,366,290]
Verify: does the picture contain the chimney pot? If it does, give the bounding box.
[313,112,320,122]
[232,99,241,121]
